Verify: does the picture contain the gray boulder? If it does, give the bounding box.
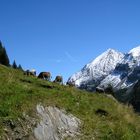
[34,105,81,140]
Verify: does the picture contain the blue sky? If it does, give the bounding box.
[1,0,140,81]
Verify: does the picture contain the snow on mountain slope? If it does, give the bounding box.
[68,49,124,90]
[98,46,140,91]
[129,46,140,57]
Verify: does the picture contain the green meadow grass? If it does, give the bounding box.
[0,64,140,139]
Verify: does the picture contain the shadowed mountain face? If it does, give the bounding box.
[99,47,140,91]
[115,79,140,112]
[68,46,140,111]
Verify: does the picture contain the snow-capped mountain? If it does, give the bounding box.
[68,46,140,109]
[68,49,124,90]
[98,46,140,90]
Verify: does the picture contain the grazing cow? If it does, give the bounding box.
[54,76,63,84]
[38,72,51,81]
[24,69,36,76]
[30,69,36,76]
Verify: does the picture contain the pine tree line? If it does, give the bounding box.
[0,41,23,71]
[12,60,23,71]
[0,41,10,66]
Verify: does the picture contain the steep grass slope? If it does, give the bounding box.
[0,65,140,139]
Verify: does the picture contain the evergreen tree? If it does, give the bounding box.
[0,41,10,66]
[12,60,17,69]
[18,64,23,71]
[0,41,3,51]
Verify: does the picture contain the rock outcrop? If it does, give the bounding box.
[34,105,81,140]
[1,105,81,140]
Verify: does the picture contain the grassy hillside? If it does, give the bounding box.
[0,65,140,140]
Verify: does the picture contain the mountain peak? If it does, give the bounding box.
[106,48,117,52]
[68,48,124,88]
[100,49,122,59]
[129,46,140,57]
[88,48,123,68]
